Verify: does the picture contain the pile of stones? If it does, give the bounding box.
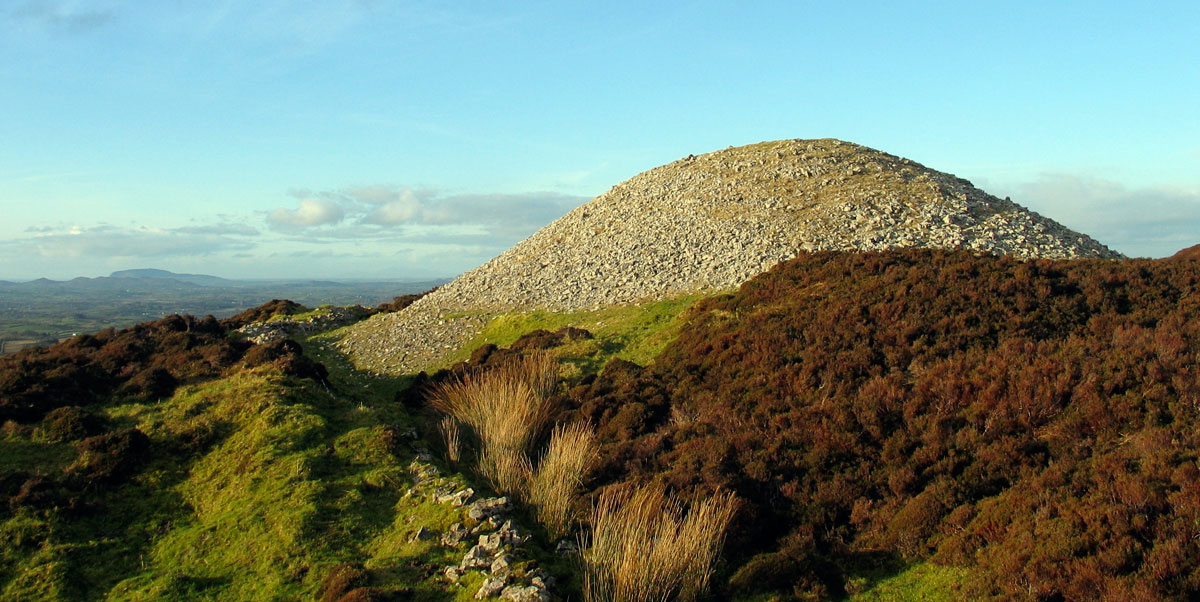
[405,452,555,601]
[237,306,368,344]
[340,138,1123,373]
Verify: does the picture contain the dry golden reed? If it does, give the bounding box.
[528,422,599,539]
[583,484,738,602]
[438,416,461,464]
[429,352,558,494]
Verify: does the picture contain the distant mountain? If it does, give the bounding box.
[108,268,234,287]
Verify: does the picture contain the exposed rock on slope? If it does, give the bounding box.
[341,138,1121,372]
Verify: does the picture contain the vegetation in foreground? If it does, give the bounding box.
[493,247,1200,600]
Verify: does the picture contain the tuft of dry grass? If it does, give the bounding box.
[528,422,598,539]
[583,484,739,602]
[428,352,558,494]
[438,416,461,464]
[478,445,533,495]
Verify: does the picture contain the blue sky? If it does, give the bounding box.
[2,1,1198,280]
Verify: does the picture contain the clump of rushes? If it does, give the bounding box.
[438,416,461,464]
[583,484,739,602]
[528,422,599,539]
[429,352,558,495]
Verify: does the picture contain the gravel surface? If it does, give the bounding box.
[339,138,1122,373]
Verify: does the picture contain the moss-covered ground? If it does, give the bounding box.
[846,562,968,601]
[0,329,572,600]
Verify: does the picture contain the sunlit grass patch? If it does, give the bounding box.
[448,292,713,372]
[847,560,969,601]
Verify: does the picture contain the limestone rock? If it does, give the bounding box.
[476,576,507,599]
[467,497,511,521]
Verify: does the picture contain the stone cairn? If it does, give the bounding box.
[405,446,557,601]
[340,138,1123,374]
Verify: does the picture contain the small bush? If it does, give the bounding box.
[222,299,306,328]
[373,290,434,314]
[242,339,329,384]
[116,367,178,401]
[728,552,804,595]
[66,428,151,485]
[34,406,101,443]
[319,562,368,602]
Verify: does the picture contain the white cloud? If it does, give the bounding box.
[363,189,421,225]
[13,224,255,259]
[174,222,260,236]
[269,185,589,242]
[11,1,114,32]
[344,184,408,204]
[267,198,345,228]
[1010,174,1200,258]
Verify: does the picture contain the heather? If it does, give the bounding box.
[507,247,1200,599]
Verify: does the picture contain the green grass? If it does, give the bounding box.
[0,338,513,601]
[0,435,75,475]
[846,561,969,601]
[266,303,372,324]
[445,293,714,374]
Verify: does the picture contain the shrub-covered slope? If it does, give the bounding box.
[474,247,1200,600]
[0,306,563,601]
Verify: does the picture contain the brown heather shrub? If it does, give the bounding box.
[541,247,1200,598]
[34,406,101,443]
[319,562,368,602]
[373,289,434,314]
[0,312,264,423]
[583,484,738,602]
[528,422,599,539]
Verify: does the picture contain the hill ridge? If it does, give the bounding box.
[341,138,1121,372]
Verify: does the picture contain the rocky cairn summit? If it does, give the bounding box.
[341,138,1121,372]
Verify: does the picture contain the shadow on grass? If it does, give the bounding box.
[840,550,967,601]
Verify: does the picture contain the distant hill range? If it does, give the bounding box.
[0,269,439,292]
[1,269,227,291]
[107,268,234,287]
[0,269,447,356]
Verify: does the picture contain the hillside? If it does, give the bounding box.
[0,308,572,601]
[340,138,1121,373]
[5,246,1200,600]
[458,247,1200,599]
